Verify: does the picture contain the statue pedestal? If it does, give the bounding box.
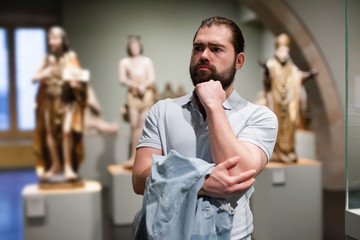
[81,132,130,188]
[252,158,322,240]
[108,165,143,225]
[22,181,102,240]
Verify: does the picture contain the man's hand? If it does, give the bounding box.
[195,80,226,111]
[199,156,256,198]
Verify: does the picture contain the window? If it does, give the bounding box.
[15,28,46,131]
[0,28,9,131]
[0,27,47,137]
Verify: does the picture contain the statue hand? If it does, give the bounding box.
[302,68,318,81]
[137,85,147,96]
[69,80,81,88]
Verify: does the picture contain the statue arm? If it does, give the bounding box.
[263,63,272,93]
[301,68,318,84]
[67,53,84,88]
[87,85,101,115]
[33,58,51,82]
[118,59,137,89]
[69,52,81,69]
[145,59,155,88]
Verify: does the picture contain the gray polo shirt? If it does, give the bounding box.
[137,89,278,239]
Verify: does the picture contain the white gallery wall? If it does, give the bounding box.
[285,0,346,110]
[62,0,346,121]
[62,0,268,129]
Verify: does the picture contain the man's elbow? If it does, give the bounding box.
[132,176,145,195]
[133,185,144,195]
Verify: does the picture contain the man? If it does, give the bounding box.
[132,16,278,239]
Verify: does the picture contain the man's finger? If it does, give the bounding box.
[228,177,256,195]
[234,169,257,183]
[218,156,240,170]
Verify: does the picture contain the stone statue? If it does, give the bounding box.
[33,26,88,182]
[261,33,316,163]
[84,85,119,135]
[119,36,156,168]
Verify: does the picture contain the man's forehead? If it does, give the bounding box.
[193,25,232,45]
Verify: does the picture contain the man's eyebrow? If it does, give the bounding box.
[193,42,226,48]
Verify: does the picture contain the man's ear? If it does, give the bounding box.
[235,52,245,70]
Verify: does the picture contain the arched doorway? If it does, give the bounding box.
[241,0,345,189]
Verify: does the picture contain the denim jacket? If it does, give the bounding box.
[133,150,235,240]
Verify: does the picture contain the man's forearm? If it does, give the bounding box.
[206,101,267,178]
[206,104,255,176]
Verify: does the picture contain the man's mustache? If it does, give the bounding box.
[194,60,216,72]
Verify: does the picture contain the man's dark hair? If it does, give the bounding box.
[193,16,245,54]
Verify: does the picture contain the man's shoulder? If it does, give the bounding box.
[149,93,191,117]
[156,93,191,107]
[230,93,276,121]
[246,102,277,124]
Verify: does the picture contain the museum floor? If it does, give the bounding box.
[0,168,345,240]
[0,169,133,240]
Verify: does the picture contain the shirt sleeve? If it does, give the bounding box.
[237,106,278,161]
[137,102,162,150]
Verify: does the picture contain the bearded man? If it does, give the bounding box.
[132,16,278,239]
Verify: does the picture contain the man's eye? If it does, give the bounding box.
[213,48,222,53]
[194,46,202,51]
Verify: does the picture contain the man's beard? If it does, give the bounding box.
[189,58,237,90]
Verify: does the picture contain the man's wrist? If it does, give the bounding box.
[205,103,224,116]
[198,187,206,196]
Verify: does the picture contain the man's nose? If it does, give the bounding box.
[200,48,210,60]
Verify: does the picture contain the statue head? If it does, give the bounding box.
[48,26,69,58]
[127,35,143,56]
[274,33,290,63]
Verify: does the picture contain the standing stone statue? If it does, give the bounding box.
[262,33,316,163]
[119,36,155,168]
[33,26,89,182]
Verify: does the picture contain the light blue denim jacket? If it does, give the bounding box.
[133,150,235,240]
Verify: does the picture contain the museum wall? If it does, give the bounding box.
[283,0,346,189]
[61,0,348,188]
[61,0,268,130]
[347,0,360,191]
[61,0,347,122]
[285,0,346,110]
[1,0,347,188]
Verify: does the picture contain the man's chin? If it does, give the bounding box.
[192,78,212,86]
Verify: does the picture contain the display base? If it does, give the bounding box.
[38,180,85,190]
[108,164,143,225]
[252,158,322,240]
[346,208,360,239]
[22,180,102,240]
[81,132,130,187]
